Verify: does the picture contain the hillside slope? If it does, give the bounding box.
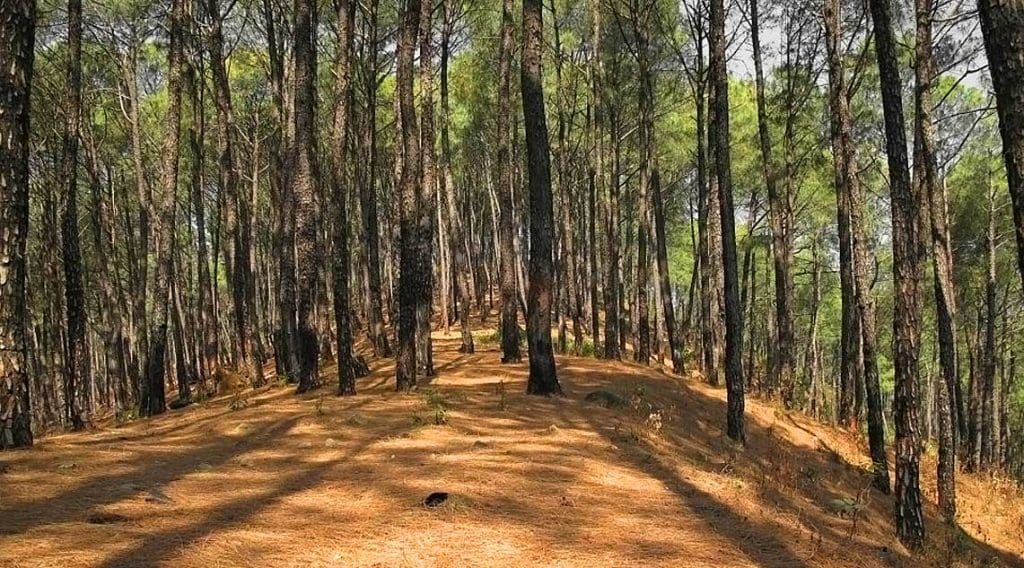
[2,331,1022,568]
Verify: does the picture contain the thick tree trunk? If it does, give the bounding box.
[396,0,422,391]
[522,0,561,395]
[0,0,36,449]
[710,0,744,443]
[291,0,321,393]
[417,0,437,377]
[140,0,185,418]
[869,0,926,546]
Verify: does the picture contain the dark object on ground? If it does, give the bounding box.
[87,512,129,524]
[169,398,191,410]
[424,492,449,507]
[584,390,628,409]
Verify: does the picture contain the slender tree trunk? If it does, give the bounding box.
[140,0,185,417]
[750,0,792,403]
[497,0,521,363]
[976,0,1024,297]
[710,0,744,442]
[522,0,561,395]
[358,0,391,358]
[332,0,357,395]
[0,0,36,449]
[61,0,88,430]
[869,0,926,546]
[981,180,998,468]
[914,0,956,518]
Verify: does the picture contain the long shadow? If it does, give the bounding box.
[94,421,417,567]
[1,413,305,536]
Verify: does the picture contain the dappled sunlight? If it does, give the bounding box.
[2,332,1022,567]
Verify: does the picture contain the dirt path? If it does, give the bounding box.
[2,332,1022,567]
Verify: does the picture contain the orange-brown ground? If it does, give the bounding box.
[2,329,1023,568]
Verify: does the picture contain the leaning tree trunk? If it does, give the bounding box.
[710,0,744,443]
[0,0,36,449]
[522,0,561,395]
[869,0,926,547]
[61,0,89,430]
[977,0,1024,298]
[141,0,185,417]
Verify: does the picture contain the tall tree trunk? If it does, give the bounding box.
[292,0,321,393]
[981,180,998,468]
[0,0,36,449]
[440,0,474,354]
[710,0,744,443]
[417,0,437,377]
[976,0,1024,298]
[332,0,357,395]
[396,0,422,391]
[61,0,88,430]
[522,0,561,395]
[913,0,956,519]
[140,0,185,417]
[358,0,391,358]
[497,0,521,363]
[869,0,926,546]
[750,0,793,403]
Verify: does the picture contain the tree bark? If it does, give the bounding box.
[977,0,1024,299]
[61,0,89,430]
[140,0,185,417]
[0,0,36,449]
[497,0,521,363]
[522,0,561,395]
[710,0,745,443]
[396,0,422,391]
[868,0,926,546]
[914,0,956,519]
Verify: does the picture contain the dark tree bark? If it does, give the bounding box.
[913,0,956,519]
[868,0,926,546]
[291,0,321,394]
[976,0,1024,299]
[0,0,36,449]
[396,0,422,391]
[332,0,357,395]
[522,0,561,395]
[140,0,185,417]
[710,0,744,442]
[61,0,89,430]
[497,0,521,363]
[357,0,391,359]
[981,183,998,468]
[417,0,437,377]
[750,0,793,403]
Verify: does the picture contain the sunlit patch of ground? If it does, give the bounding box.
[2,328,1022,567]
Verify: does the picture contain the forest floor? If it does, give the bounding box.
[2,324,1023,568]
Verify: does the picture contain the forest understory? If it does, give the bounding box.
[2,321,1022,568]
